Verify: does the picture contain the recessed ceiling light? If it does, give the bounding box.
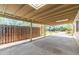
[56,19,69,22]
[29,4,46,10]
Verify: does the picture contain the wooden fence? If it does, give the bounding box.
[0,25,40,44]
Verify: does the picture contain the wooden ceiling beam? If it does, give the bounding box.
[23,4,59,18]
[29,4,66,18]
[14,4,26,14]
[5,4,23,15]
[33,5,79,20]
[37,9,78,22]
[31,4,73,19]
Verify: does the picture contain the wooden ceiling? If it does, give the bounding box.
[0,4,79,25]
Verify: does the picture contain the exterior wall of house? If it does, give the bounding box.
[73,10,79,45]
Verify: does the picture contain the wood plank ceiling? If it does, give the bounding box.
[0,4,79,25]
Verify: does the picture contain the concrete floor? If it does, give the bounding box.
[0,35,79,55]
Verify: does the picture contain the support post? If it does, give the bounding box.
[40,24,43,36]
[72,23,75,36]
[44,25,46,37]
[30,21,32,41]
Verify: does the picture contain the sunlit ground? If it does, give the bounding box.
[46,31,73,38]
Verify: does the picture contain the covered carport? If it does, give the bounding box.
[0,4,79,55]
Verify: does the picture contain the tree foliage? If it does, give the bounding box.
[47,24,72,31]
[0,17,30,26]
